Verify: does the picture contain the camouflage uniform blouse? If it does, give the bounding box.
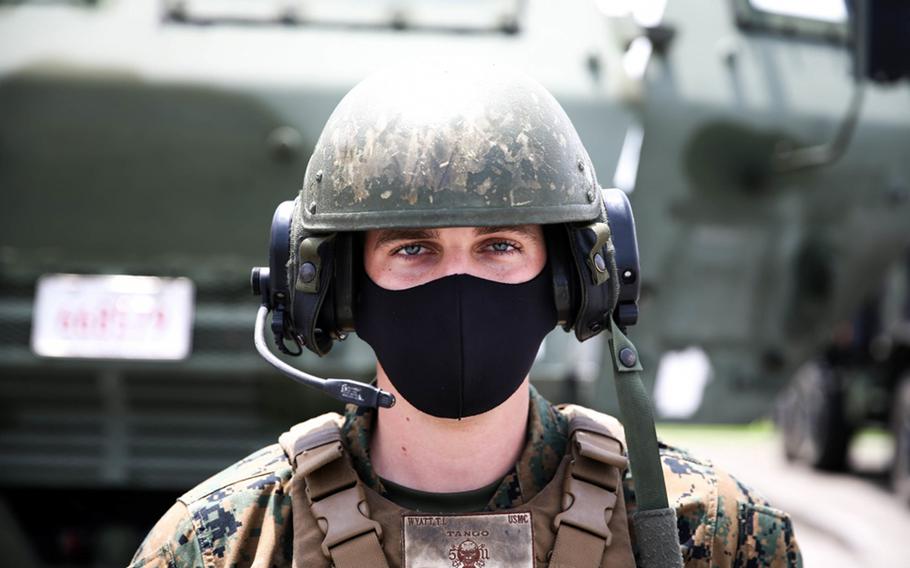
[129,387,802,567]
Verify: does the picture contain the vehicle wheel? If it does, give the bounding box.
[779,360,852,471]
[778,383,804,463]
[892,374,910,506]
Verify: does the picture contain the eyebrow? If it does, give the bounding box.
[372,229,440,250]
[474,225,541,240]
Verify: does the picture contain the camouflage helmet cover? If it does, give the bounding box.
[298,63,602,231]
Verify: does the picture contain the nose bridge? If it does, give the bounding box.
[439,243,474,278]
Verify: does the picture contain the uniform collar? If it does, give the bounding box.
[340,384,569,510]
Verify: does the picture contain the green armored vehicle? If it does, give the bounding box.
[778,252,910,503]
[1,0,910,565]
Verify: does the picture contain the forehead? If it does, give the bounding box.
[367,225,544,247]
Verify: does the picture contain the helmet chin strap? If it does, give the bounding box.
[253,305,396,409]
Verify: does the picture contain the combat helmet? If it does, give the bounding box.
[252,63,640,405]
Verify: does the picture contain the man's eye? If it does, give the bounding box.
[398,244,425,256]
[488,241,518,254]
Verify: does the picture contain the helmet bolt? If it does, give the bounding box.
[299,262,317,283]
[586,190,596,203]
[619,347,638,368]
[594,252,606,272]
[315,170,323,182]
[308,202,317,215]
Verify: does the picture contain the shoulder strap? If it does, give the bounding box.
[550,406,635,568]
[279,414,389,568]
[607,325,683,568]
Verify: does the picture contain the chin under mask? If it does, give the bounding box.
[355,267,556,419]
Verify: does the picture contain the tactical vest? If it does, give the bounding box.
[278,405,637,568]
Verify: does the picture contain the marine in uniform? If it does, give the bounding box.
[129,65,802,568]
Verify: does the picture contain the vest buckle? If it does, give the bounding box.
[553,474,619,543]
[551,428,627,545]
[310,482,384,558]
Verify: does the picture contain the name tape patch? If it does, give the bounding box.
[403,511,533,568]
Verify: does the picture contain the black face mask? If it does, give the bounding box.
[355,267,557,419]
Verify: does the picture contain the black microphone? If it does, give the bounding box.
[252,305,396,409]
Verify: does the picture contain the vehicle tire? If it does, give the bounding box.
[779,360,852,471]
[892,374,910,506]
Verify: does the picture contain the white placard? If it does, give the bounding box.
[31,274,195,360]
[750,0,847,23]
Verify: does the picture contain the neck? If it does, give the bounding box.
[370,368,530,493]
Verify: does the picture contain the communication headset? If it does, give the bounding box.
[250,187,640,408]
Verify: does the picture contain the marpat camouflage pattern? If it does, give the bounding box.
[129,386,802,567]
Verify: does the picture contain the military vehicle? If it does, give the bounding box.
[778,252,910,504]
[727,1,910,503]
[605,0,910,424]
[1,0,909,565]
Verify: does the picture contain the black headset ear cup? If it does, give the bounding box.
[268,201,294,307]
[566,221,616,342]
[328,232,355,333]
[545,225,577,330]
[334,233,363,337]
[291,233,336,356]
[563,188,641,340]
[602,188,640,327]
[266,200,301,354]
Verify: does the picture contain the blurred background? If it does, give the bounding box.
[1,0,908,566]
